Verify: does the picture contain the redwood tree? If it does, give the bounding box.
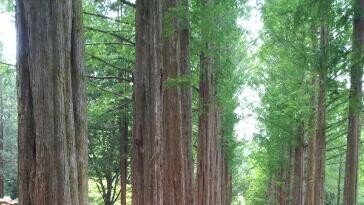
[132,0,192,204]
[292,123,304,205]
[132,1,163,203]
[343,0,364,204]
[162,0,193,204]
[313,24,328,205]
[196,0,233,204]
[16,0,88,204]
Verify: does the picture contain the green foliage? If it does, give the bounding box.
[0,0,14,12]
[0,47,17,198]
[241,0,361,204]
[83,0,135,204]
[162,3,189,38]
[190,0,247,173]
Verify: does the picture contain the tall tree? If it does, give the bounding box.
[132,0,192,204]
[343,0,364,204]
[16,0,88,204]
[336,156,344,205]
[196,0,217,203]
[132,1,163,202]
[162,0,193,204]
[291,122,304,205]
[305,75,317,205]
[195,0,235,204]
[313,23,328,205]
[179,1,193,204]
[120,103,128,205]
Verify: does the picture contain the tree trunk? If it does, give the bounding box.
[336,156,343,205]
[196,33,216,205]
[196,0,232,204]
[267,177,275,205]
[161,1,193,204]
[132,1,163,204]
[132,0,192,204]
[313,24,328,205]
[287,148,294,205]
[276,168,286,205]
[305,76,317,205]
[16,0,88,204]
[120,104,128,205]
[292,122,304,205]
[180,1,194,204]
[305,130,315,205]
[0,76,4,198]
[343,0,364,204]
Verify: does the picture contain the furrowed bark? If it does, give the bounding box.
[313,24,328,205]
[343,0,364,204]
[161,0,193,204]
[132,0,192,204]
[293,123,304,205]
[16,0,88,204]
[132,1,163,204]
[120,104,128,205]
[305,76,317,205]
[180,1,194,204]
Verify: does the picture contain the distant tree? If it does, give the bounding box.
[343,0,364,204]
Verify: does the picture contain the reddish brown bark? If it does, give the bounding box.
[343,0,364,204]
[180,1,194,204]
[196,41,215,205]
[313,25,328,205]
[132,0,193,204]
[287,148,294,205]
[132,1,163,204]
[276,168,287,205]
[196,0,232,203]
[16,0,88,204]
[292,123,304,205]
[120,104,128,205]
[305,77,317,205]
[162,0,193,203]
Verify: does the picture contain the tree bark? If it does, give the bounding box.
[292,122,304,205]
[132,0,193,204]
[287,148,294,205]
[336,156,343,205]
[132,1,163,204]
[343,0,364,204]
[196,35,216,205]
[276,168,287,205]
[180,1,194,204]
[313,24,328,205]
[120,104,128,205]
[161,1,193,204]
[196,0,232,204]
[305,76,317,205]
[16,0,88,204]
